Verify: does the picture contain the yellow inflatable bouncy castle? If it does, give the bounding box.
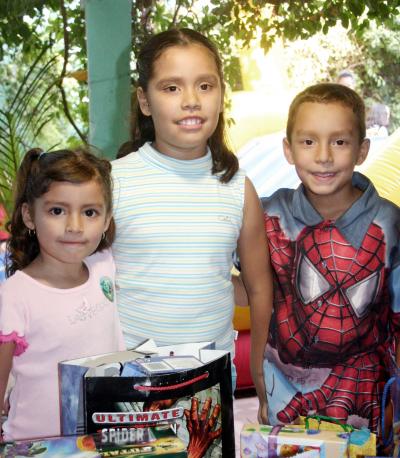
[360,127,400,207]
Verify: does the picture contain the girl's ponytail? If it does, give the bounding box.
[6,149,43,277]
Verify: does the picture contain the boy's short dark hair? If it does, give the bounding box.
[286,83,366,145]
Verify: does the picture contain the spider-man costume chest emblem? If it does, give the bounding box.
[266,216,387,365]
[265,215,390,429]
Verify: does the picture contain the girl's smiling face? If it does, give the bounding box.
[137,43,223,160]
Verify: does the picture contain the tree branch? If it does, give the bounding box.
[58,0,86,143]
[171,1,182,26]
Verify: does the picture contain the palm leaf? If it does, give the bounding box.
[0,50,58,219]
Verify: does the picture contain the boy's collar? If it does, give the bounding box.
[293,172,380,249]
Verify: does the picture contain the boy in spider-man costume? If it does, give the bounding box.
[260,83,400,434]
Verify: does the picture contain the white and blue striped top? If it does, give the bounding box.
[112,142,245,355]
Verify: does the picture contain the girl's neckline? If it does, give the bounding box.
[17,259,91,292]
[139,142,212,174]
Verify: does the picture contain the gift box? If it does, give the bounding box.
[299,416,376,458]
[240,423,351,458]
[0,426,187,457]
[59,341,234,457]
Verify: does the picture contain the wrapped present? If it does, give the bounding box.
[0,426,187,457]
[299,415,376,458]
[240,423,350,458]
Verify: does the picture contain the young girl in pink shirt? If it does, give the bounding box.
[0,148,124,441]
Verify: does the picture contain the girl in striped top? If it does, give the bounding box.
[112,28,273,420]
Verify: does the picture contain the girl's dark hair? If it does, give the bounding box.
[6,147,115,277]
[125,28,238,183]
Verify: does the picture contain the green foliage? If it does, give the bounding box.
[0,48,59,216]
[358,22,400,130]
[0,0,84,58]
[2,1,400,90]
[0,0,399,151]
[0,0,58,59]
[282,21,400,132]
[283,25,362,91]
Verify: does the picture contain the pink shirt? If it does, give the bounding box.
[0,249,125,440]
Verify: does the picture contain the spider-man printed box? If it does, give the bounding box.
[0,429,187,457]
[59,343,234,458]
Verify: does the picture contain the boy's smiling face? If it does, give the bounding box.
[283,101,369,218]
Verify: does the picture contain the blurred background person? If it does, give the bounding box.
[367,102,390,138]
[336,69,356,90]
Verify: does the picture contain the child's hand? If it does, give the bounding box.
[276,353,382,432]
[258,399,269,424]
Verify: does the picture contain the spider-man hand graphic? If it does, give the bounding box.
[265,214,400,432]
[144,396,222,457]
[184,397,222,458]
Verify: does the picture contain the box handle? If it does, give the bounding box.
[304,414,354,432]
[133,372,209,391]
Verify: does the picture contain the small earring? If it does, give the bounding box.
[28,229,36,237]
[102,232,106,240]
